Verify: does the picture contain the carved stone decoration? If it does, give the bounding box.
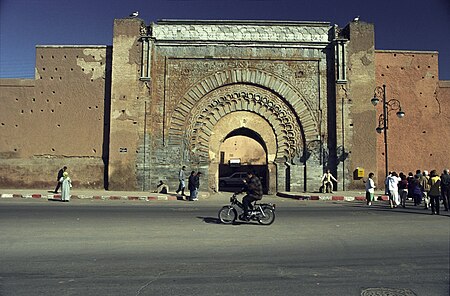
[165,59,322,125]
[140,24,149,36]
[152,21,331,44]
[169,84,307,165]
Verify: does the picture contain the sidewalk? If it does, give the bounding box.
[277,191,389,201]
[0,188,388,202]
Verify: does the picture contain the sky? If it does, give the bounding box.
[1,0,449,80]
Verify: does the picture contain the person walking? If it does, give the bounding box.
[387,172,401,208]
[191,172,202,201]
[53,166,67,193]
[428,170,441,215]
[176,166,186,196]
[365,172,376,206]
[440,169,450,211]
[60,171,72,202]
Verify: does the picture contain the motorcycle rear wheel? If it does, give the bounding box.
[218,206,237,224]
[258,206,275,225]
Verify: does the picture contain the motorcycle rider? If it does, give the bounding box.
[237,171,263,220]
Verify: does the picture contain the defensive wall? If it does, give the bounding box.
[375,50,449,182]
[0,18,448,192]
[0,46,112,188]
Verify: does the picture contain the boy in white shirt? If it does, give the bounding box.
[365,172,376,206]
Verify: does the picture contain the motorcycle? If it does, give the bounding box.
[218,193,276,225]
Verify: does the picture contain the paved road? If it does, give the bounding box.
[0,199,449,296]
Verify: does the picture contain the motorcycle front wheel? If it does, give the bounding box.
[258,206,275,225]
[218,206,237,224]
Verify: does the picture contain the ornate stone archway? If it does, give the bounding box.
[167,68,320,192]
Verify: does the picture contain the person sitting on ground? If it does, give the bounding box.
[321,169,337,193]
[154,180,169,194]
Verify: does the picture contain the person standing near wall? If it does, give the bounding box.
[365,172,376,206]
[192,172,202,201]
[420,170,430,209]
[387,172,401,208]
[176,166,186,196]
[188,171,196,201]
[428,170,441,215]
[60,172,72,202]
[398,174,408,208]
[53,166,67,193]
[439,169,449,212]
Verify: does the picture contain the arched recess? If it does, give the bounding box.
[209,111,277,192]
[224,127,268,161]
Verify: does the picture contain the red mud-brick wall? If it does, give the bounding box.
[375,50,450,183]
[0,46,109,189]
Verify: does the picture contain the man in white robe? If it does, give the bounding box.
[60,172,72,202]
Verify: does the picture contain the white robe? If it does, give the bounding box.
[59,176,72,201]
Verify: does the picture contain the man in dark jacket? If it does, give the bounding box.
[188,171,202,201]
[441,169,450,211]
[239,171,263,220]
[188,171,196,201]
[53,166,67,193]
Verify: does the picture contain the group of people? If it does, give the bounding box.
[175,166,202,201]
[53,166,72,202]
[383,169,450,215]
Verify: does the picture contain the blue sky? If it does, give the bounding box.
[1,0,449,79]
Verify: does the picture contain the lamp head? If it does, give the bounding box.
[371,97,379,106]
[396,110,405,118]
[376,127,384,134]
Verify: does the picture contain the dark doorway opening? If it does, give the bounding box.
[218,127,268,194]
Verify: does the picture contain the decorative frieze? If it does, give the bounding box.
[152,20,331,44]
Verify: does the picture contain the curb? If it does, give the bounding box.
[1,192,390,202]
[0,193,179,201]
[276,192,389,202]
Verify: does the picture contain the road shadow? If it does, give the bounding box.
[197,216,264,226]
[197,216,221,224]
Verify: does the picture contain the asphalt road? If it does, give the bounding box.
[0,198,449,296]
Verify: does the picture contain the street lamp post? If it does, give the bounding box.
[371,84,405,181]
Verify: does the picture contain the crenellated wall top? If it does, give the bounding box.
[150,20,332,44]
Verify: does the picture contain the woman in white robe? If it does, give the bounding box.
[59,172,72,202]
